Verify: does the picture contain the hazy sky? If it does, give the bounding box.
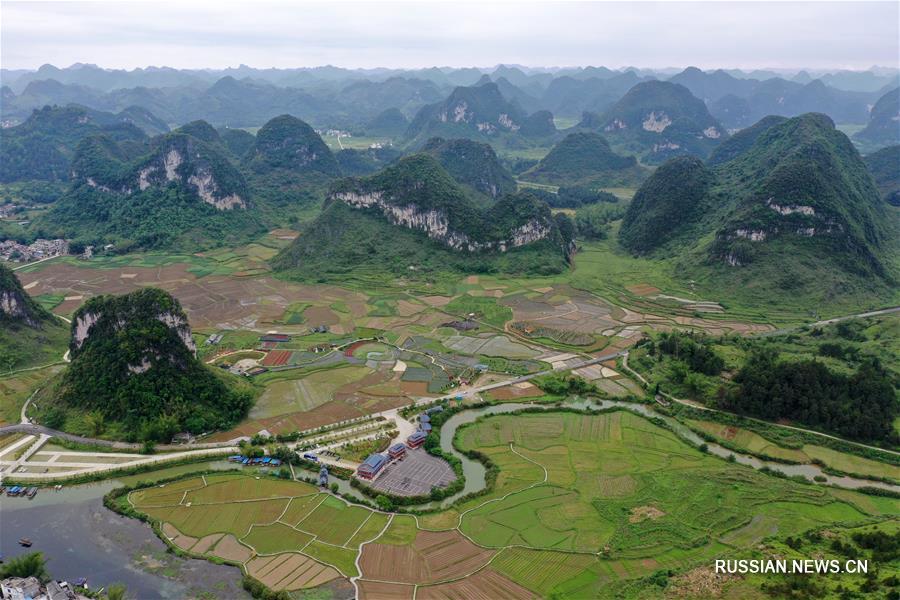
[2,1,898,71]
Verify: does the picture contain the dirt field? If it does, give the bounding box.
[357,580,416,600]
[245,553,341,591]
[416,568,538,600]
[210,534,254,563]
[17,262,368,331]
[359,529,494,584]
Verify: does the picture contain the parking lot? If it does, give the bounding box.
[370,448,456,496]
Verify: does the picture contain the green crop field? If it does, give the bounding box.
[243,522,315,554]
[125,410,899,598]
[251,365,371,419]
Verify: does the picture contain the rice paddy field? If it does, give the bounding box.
[123,410,899,599]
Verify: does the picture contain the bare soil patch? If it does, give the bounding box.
[629,505,666,523]
[666,566,737,598]
[626,284,661,296]
[358,580,416,600]
[191,533,224,554]
[359,529,494,584]
[416,568,538,600]
[209,534,253,564]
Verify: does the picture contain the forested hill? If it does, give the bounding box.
[271,154,575,279]
[422,137,516,198]
[245,114,340,176]
[520,131,648,187]
[589,80,727,164]
[45,288,252,441]
[864,145,900,206]
[854,87,900,147]
[0,105,153,183]
[620,112,898,305]
[36,122,264,252]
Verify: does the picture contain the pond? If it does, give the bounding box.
[0,462,249,599]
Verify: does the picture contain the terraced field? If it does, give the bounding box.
[124,410,898,598]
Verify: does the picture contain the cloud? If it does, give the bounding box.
[1,1,897,70]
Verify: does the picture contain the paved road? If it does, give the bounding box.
[758,305,900,337]
[0,423,240,451]
[10,255,63,271]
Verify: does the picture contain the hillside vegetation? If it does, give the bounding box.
[590,80,727,164]
[0,263,68,372]
[35,288,253,441]
[620,113,898,306]
[272,154,574,281]
[520,131,648,187]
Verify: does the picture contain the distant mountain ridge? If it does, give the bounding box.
[405,81,556,145]
[582,80,727,164]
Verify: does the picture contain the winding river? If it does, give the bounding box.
[1,399,895,595]
[431,398,900,508]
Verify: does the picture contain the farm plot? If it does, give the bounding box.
[251,365,372,419]
[416,568,538,600]
[359,529,494,584]
[455,411,885,581]
[129,475,369,589]
[687,420,900,481]
[124,410,898,599]
[296,495,372,546]
[15,261,369,331]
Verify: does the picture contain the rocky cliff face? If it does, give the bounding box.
[71,130,249,210]
[70,288,198,379]
[133,136,247,209]
[0,264,47,328]
[333,190,551,252]
[73,308,196,355]
[0,288,40,327]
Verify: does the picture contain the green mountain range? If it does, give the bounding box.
[272,154,574,280]
[39,288,252,441]
[620,113,897,304]
[864,145,900,206]
[405,81,555,145]
[0,105,155,183]
[520,132,648,187]
[422,137,516,198]
[36,123,264,251]
[587,80,727,164]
